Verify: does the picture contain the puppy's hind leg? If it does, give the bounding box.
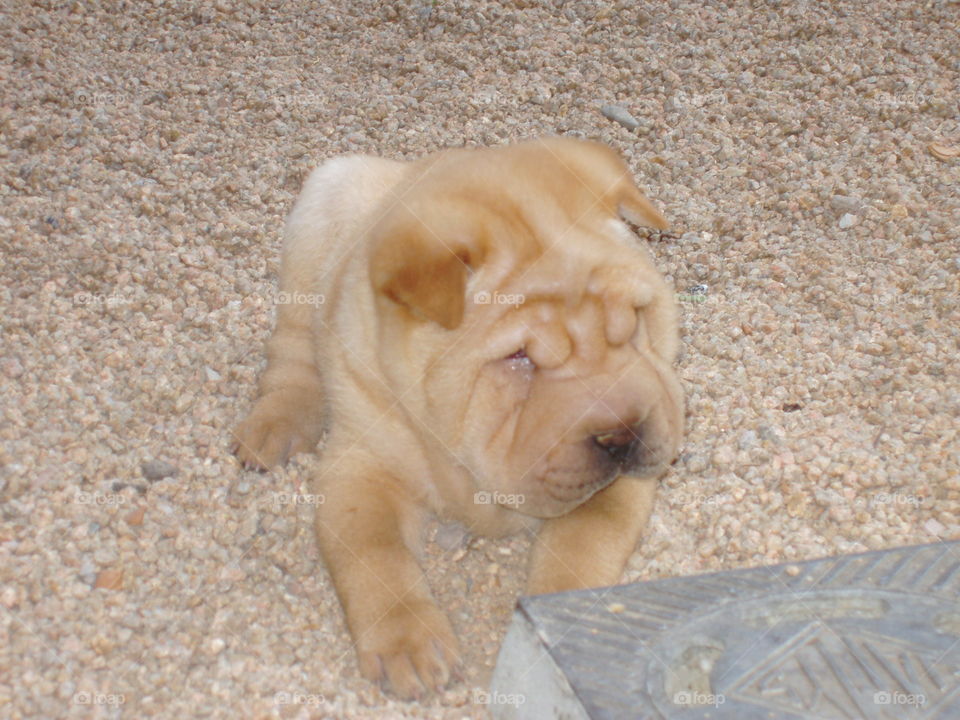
[233,264,325,470]
[234,154,402,469]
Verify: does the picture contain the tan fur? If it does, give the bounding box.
[233,137,684,699]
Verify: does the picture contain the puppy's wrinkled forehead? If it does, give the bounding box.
[372,137,667,331]
[507,259,659,356]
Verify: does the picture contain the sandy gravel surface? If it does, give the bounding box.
[2,0,958,717]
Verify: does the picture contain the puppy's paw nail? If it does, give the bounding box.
[357,602,460,699]
[232,389,323,470]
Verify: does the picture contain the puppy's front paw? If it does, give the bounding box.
[357,599,461,700]
[232,388,323,469]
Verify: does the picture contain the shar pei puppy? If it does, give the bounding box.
[234,137,684,699]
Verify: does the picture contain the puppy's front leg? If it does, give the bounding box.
[527,477,657,595]
[315,470,460,699]
[232,288,325,469]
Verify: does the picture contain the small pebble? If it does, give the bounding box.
[124,507,146,526]
[141,460,179,481]
[738,430,758,450]
[830,194,862,216]
[435,523,469,551]
[712,446,735,466]
[600,104,641,130]
[94,569,123,590]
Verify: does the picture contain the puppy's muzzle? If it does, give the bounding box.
[592,425,640,464]
[592,421,670,476]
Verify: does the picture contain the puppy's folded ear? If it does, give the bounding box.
[537,137,669,231]
[370,207,484,330]
[611,176,669,230]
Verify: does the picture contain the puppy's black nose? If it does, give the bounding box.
[592,425,640,465]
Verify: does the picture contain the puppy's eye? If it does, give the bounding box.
[504,348,535,369]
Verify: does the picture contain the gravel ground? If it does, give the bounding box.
[2,0,958,717]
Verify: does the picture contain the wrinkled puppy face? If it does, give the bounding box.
[371,138,684,518]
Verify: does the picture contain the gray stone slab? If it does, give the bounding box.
[490,541,960,719]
